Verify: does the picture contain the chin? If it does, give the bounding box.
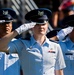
[6,32,10,34]
[39,32,45,35]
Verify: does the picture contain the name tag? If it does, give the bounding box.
[65,53,73,55]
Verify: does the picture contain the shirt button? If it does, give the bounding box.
[43,72,45,74]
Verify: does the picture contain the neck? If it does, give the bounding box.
[70,37,74,42]
[69,33,74,42]
[33,35,46,45]
[0,34,5,38]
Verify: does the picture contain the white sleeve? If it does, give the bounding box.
[55,44,66,70]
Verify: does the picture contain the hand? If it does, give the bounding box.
[57,26,73,40]
[15,22,36,35]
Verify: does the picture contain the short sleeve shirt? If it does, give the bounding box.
[59,37,74,75]
[9,36,66,75]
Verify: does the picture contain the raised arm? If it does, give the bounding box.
[57,26,73,41]
[0,22,36,52]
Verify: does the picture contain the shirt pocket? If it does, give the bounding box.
[64,51,74,70]
[26,48,42,59]
[64,50,74,60]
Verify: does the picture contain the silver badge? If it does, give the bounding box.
[3,10,8,15]
[38,11,44,16]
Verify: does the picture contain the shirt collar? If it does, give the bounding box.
[66,37,74,48]
[30,36,37,46]
[30,36,49,46]
[43,37,50,46]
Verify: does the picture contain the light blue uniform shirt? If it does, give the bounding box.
[0,39,20,75]
[9,36,66,75]
[59,37,74,75]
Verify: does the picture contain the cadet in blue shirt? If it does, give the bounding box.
[0,8,66,75]
[58,15,74,75]
[0,8,21,75]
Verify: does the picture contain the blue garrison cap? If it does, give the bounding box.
[0,8,16,23]
[25,8,52,24]
[62,15,74,27]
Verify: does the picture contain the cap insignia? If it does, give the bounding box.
[38,11,44,16]
[3,10,8,15]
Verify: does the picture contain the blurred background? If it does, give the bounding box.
[0,0,65,38]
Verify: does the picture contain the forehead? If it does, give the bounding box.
[35,22,48,26]
[0,22,12,25]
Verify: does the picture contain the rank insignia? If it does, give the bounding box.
[48,48,55,53]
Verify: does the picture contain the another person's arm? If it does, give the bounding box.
[57,26,73,41]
